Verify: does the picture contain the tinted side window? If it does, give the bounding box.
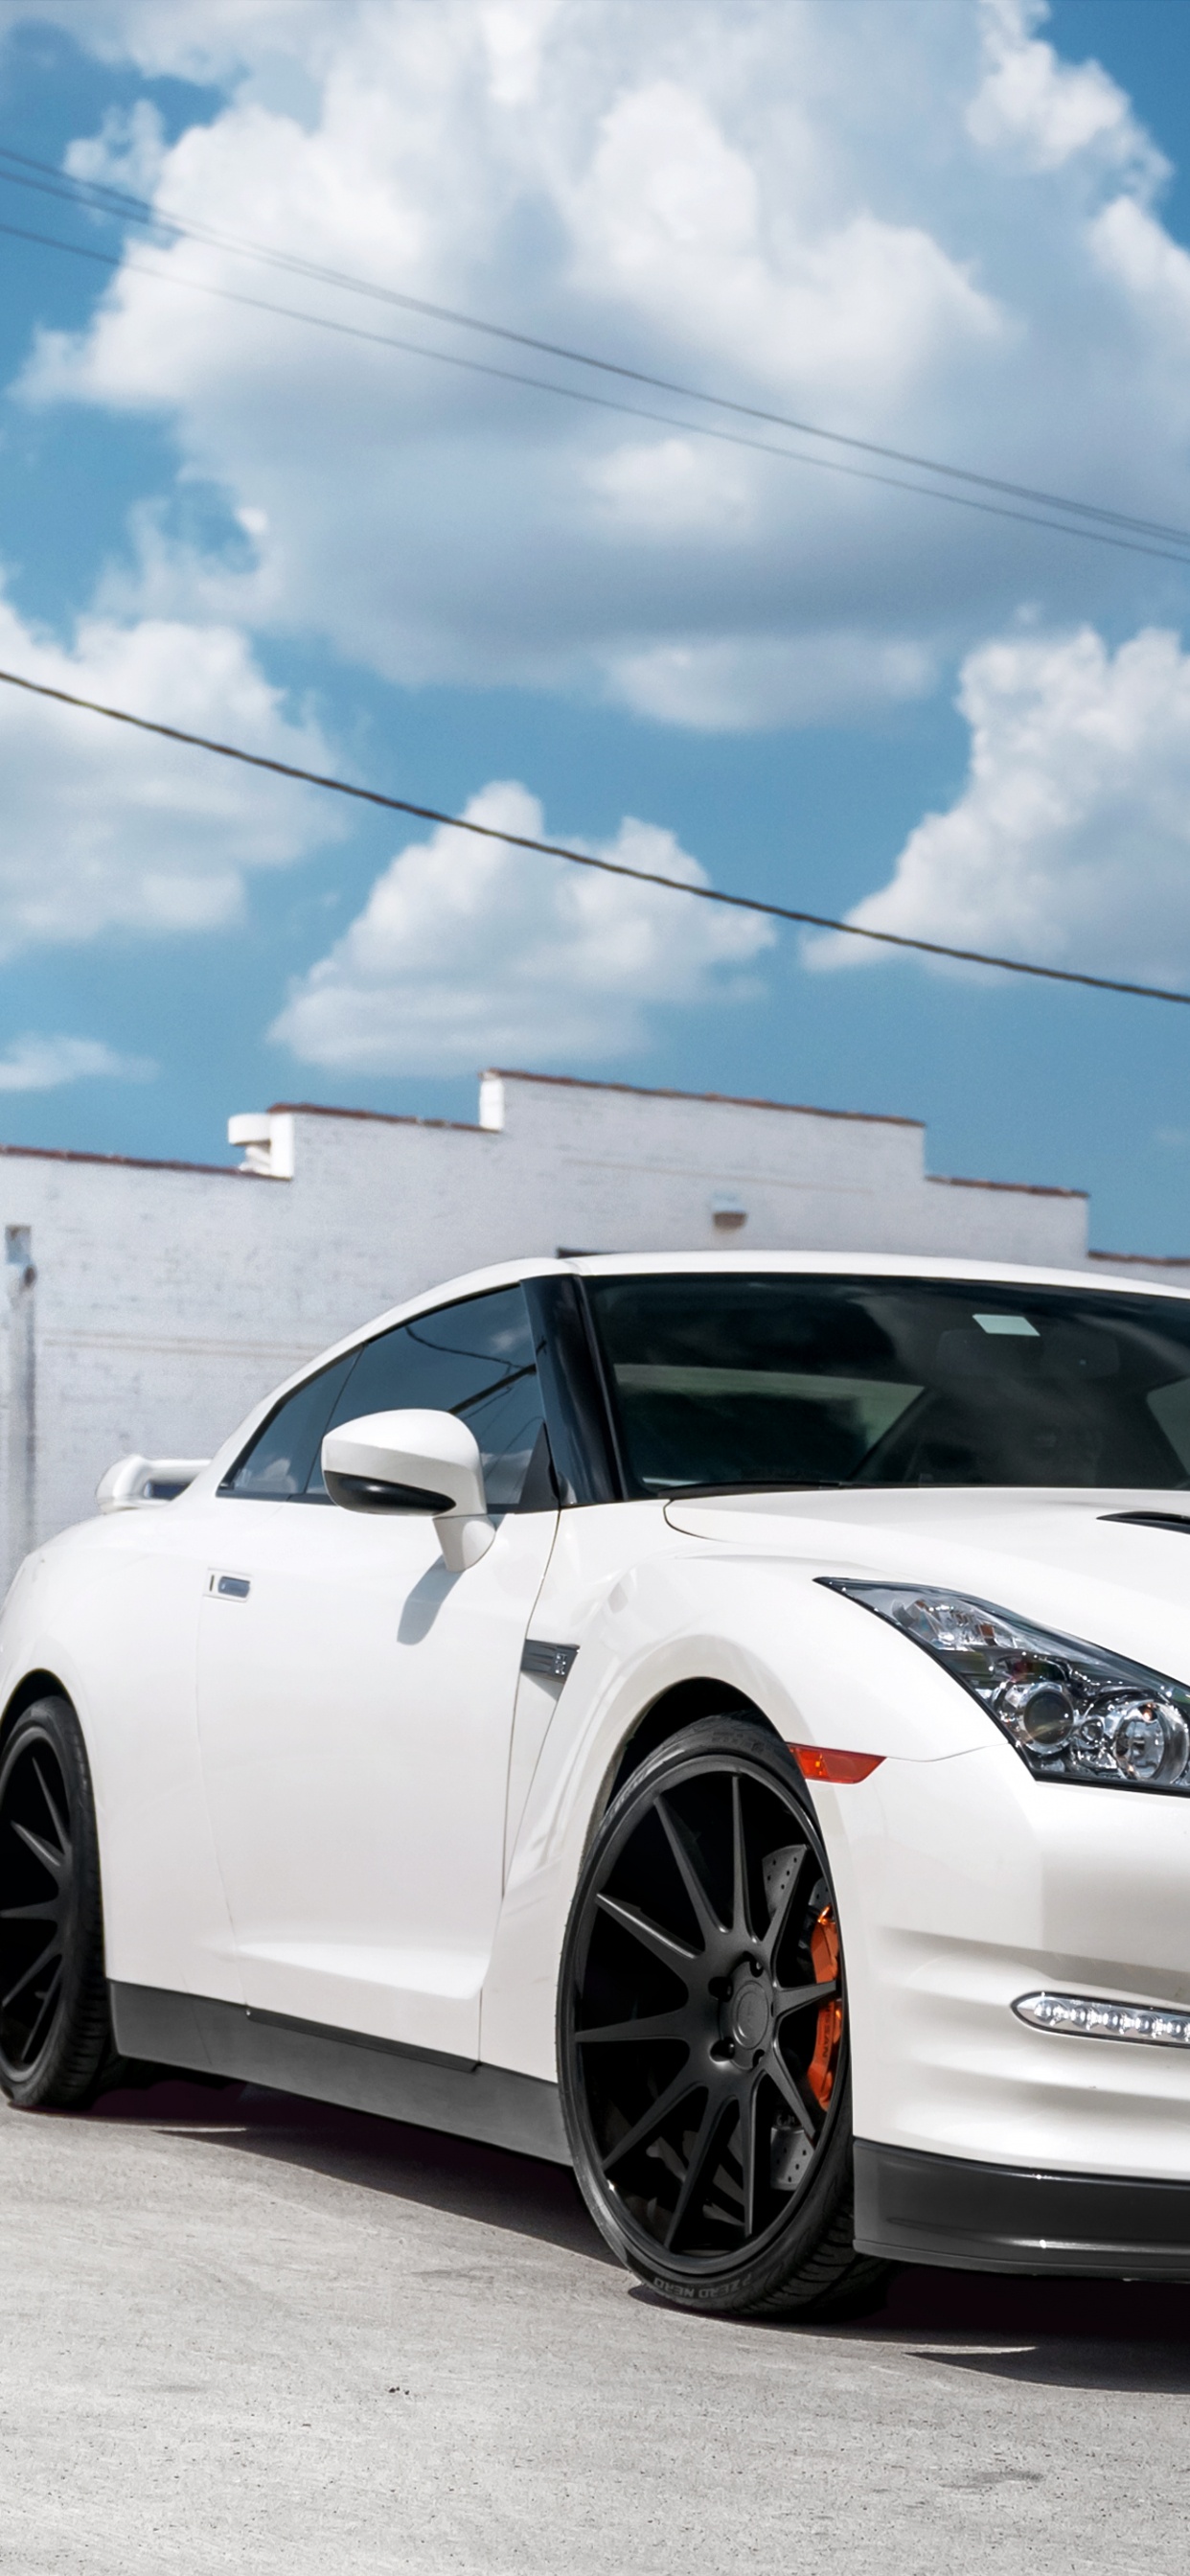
[318,1285,547,1510]
[222,1352,356,1498]
[226,1285,548,1510]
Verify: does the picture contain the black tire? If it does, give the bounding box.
[0,1695,116,2107]
[559,1714,892,2319]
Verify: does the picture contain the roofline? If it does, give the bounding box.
[404,1248,1190,1300]
[480,1068,924,1131]
[562,1250,1190,1298]
[268,1101,484,1135]
[270,1079,1087,1202]
[0,1141,257,1179]
[1089,1248,1190,1269]
[927,1172,1087,1203]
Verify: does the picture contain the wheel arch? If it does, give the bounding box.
[0,1668,74,1753]
[606,1677,782,1805]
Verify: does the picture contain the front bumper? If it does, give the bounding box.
[855,2139,1190,2279]
[816,1742,1190,2181]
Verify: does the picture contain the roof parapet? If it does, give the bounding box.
[480,1067,923,1129]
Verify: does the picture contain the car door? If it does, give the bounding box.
[195,1283,558,2058]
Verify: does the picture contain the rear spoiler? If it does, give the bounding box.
[96,1455,210,1513]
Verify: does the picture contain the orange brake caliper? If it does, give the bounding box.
[805,1905,843,2108]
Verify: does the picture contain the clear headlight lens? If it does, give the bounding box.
[823,1581,1190,1794]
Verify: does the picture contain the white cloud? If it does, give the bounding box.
[0,590,342,954]
[1090,195,1190,364]
[808,625,1190,986]
[0,1036,155,1091]
[9,0,1190,732]
[607,632,936,731]
[64,99,169,200]
[586,439,755,541]
[967,0,1162,182]
[270,778,774,1072]
[566,75,999,403]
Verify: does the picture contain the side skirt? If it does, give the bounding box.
[110,1982,571,2167]
[855,2137,1190,2279]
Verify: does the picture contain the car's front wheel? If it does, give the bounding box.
[0,1695,116,2107]
[558,1714,890,2318]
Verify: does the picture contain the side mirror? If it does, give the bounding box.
[321,1410,494,1573]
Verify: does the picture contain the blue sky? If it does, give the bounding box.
[1,1,1190,1254]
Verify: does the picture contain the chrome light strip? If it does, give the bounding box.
[1015,1990,1190,2048]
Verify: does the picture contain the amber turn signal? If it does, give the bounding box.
[791,1745,883,1783]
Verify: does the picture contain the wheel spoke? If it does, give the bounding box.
[31,1758,69,1861]
[759,1842,809,1966]
[602,2067,705,2174]
[736,2075,761,2240]
[768,2048,821,2139]
[594,1892,699,1971]
[655,1796,724,1947]
[10,1819,65,1881]
[0,1735,76,2077]
[20,1960,62,2063]
[774,1977,838,2021]
[575,2009,694,2047]
[2,1932,60,2014]
[664,2092,730,2251]
[730,1775,754,1944]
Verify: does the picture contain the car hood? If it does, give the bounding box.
[663,1486,1190,1683]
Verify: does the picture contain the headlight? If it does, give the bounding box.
[822,1580,1190,1794]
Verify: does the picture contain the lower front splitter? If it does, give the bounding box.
[855,2138,1190,2279]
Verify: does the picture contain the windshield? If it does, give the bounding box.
[584,1273,1190,1493]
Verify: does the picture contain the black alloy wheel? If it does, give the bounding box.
[559,1714,889,2317]
[0,1696,115,2107]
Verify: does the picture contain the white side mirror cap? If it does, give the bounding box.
[321,1410,494,1570]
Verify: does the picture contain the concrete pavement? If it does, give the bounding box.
[0,2076,1184,2574]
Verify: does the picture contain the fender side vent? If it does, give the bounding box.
[521,1640,578,1681]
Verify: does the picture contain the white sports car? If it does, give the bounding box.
[7,1252,1190,2317]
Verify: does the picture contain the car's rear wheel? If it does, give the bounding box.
[0,1695,116,2107]
[559,1714,891,2318]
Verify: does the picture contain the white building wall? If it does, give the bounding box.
[467,1073,1089,1268]
[0,1062,1146,1584]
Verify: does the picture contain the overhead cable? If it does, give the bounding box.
[2,210,1189,570]
[1,144,1189,563]
[0,661,1183,1012]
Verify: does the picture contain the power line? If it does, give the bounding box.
[4,210,1190,572]
[2,143,1189,564]
[0,660,1184,1011]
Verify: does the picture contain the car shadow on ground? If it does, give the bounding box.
[79,2077,1190,2383]
[81,2074,614,2264]
[873,2263,1190,2393]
